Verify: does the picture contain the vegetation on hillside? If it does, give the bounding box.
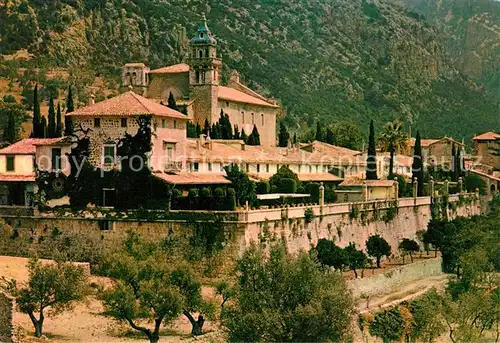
[0,0,498,141]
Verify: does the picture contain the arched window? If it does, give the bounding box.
[198,50,203,58]
[251,113,254,124]
[242,111,245,123]
[195,71,201,83]
[125,72,131,85]
[205,48,208,57]
[261,114,264,126]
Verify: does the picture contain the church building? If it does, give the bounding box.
[121,16,279,147]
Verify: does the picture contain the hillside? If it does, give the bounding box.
[0,0,498,141]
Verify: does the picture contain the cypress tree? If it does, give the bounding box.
[56,103,62,137]
[451,143,458,182]
[48,96,56,138]
[325,127,334,145]
[64,85,74,136]
[233,125,240,140]
[366,120,378,180]
[412,131,424,196]
[315,121,323,142]
[30,84,42,138]
[219,111,233,139]
[247,125,261,146]
[195,123,202,137]
[4,110,17,143]
[203,119,210,135]
[40,116,47,139]
[278,121,290,147]
[456,145,463,178]
[167,92,177,110]
[241,128,248,144]
[388,140,395,179]
[293,132,297,145]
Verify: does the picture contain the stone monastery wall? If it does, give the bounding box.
[1,195,481,256]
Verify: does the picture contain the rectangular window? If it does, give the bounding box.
[51,148,61,171]
[6,156,14,171]
[220,164,225,172]
[94,118,101,128]
[246,164,249,172]
[191,162,199,172]
[261,114,264,126]
[173,120,177,129]
[316,165,319,173]
[208,163,212,172]
[298,165,302,173]
[103,145,116,165]
[121,118,127,128]
[266,164,270,173]
[162,119,166,128]
[309,165,312,173]
[257,164,260,173]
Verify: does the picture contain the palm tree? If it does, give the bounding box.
[378,120,409,178]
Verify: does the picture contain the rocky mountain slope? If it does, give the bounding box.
[0,0,498,140]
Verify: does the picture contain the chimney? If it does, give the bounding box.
[89,94,95,105]
[229,71,240,84]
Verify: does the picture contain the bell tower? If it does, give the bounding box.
[188,14,221,125]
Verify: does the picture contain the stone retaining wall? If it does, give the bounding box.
[0,292,14,343]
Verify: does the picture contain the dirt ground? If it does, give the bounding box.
[0,256,221,343]
[0,254,447,343]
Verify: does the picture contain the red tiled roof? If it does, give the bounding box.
[0,138,68,155]
[409,137,464,147]
[218,86,278,108]
[0,174,36,182]
[297,173,343,182]
[339,178,395,187]
[154,172,231,185]
[470,169,500,182]
[149,63,190,74]
[67,91,188,119]
[473,132,500,141]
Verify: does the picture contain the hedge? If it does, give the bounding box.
[257,181,271,194]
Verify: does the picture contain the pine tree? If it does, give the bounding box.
[30,84,42,138]
[315,121,323,142]
[247,125,261,146]
[56,103,62,137]
[325,127,334,145]
[48,96,56,138]
[167,92,177,110]
[278,121,290,147]
[40,116,47,138]
[233,125,240,139]
[4,110,17,143]
[64,85,74,136]
[412,131,424,196]
[366,120,378,180]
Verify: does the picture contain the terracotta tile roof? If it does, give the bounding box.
[339,178,395,187]
[149,63,190,74]
[31,137,72,146]
[124,63,147,68]
[153,172,231,185]
[185,140,365,167]
[67,91,189,119]
[377,152,413,167]
[470,169,500,182]
[0,174,36,182]
[409,137,464,148]
[297,173,343,182]
[218,86,278,108]
[473,132,500,141]
[0,138,68,155]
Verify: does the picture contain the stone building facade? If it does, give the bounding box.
[473,132,500,170]
[121,17,280,147]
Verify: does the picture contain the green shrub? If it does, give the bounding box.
[201,187,211,198]
[256,181,270,194]
[278,178,297,193]
[306,182,320,203]
[464,174,487,195]
[304,208,314,223]
[270,185,278,193]
[214,187,224,197]
[227,188,236,196]
[172,189,182,198]
[188,188,199,198]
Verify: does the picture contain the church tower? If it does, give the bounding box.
[188,15,221,125]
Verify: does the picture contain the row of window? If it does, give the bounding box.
[188,163,331,174]
[93,118,128,128]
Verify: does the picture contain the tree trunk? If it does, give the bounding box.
[149,334,159,343]
[434,249,438,258]
[376,257,381,268]
[353,268,358,279]
[184,310,205,336]
[402,254,405,264]
[409,253,414,263]
[29,311,43,338]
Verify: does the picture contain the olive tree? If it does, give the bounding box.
[222,242,355,341]
[1,259,88,338]
[398,238,420,263]
[344,242,369,278]
[366,234,392,268]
